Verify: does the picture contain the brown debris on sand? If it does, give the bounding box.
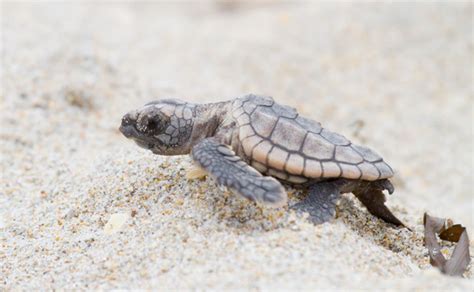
[423,213,471,277]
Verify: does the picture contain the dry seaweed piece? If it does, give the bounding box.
[439,224,464,242]
[423,213,470,276]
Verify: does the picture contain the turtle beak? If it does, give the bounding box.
[119,111,139,138]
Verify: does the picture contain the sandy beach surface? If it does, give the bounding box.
[1,2,472,290]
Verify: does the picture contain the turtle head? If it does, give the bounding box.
[119,99,195,155]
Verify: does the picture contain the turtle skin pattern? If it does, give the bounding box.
[231,95,394,184]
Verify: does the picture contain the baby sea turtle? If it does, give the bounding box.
[120,94,403,226]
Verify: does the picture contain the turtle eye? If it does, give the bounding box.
[137,110,169,134]
[147,119,157,129]
[145,116,167,135]
[138,115,155,133]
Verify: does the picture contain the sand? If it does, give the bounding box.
[1,2,472,290]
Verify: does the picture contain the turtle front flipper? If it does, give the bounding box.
[192,138,287,208]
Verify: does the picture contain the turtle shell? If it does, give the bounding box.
[231,95,393,183]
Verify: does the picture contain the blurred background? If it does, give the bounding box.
[2,1,472,289]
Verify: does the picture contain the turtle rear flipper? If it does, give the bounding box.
[292,179,406,226]
[192,138,287,207]
[291,181,342,224]
[352,181,405,227]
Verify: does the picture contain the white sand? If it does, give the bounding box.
[1,2,472,290]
